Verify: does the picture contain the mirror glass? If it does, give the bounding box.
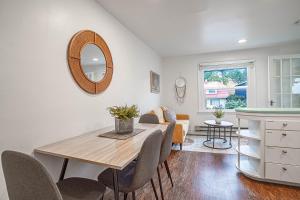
[80,44,106,82]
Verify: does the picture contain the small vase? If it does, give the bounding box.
[115,118,134,134]
[215,118,222,124]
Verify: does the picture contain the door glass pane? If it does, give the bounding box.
[282,59,290,76]
[271,59,281,77]
[292,58,300,75]
[282,77,291,93]
[270,77,281,94]
[282,94,291,108]
[292,94,300,108]
[271,94,281,107]
[292,75,300,108]
[292,76,300,94]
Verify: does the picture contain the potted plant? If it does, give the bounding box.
[108,105,140,133]
[212,107,224,124]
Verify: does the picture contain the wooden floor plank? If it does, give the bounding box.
[102,151,300,200]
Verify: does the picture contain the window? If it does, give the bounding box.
[199,61,254,111]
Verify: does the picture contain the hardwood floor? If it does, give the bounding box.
[103,151,300,200]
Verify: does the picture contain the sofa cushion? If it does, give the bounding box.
[176,120,189,135]
[153,107,165,123]
[163,109,176,122]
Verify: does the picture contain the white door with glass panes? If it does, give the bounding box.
[268,55,300,108]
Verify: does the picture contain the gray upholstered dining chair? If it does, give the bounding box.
[138,113,159,124]
[139,114,176,200]
[1,151,106,200]
[98,130,163,200]
[157,122,176,200]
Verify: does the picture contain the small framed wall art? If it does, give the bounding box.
[150,71,160,93]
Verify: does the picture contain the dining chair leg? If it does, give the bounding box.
[124,193,128,200]
[112,169,120,200]
[132,191,136,200]
[150,178,159,200]
[164,160,174,187]
[59,158,69,181]
[157,168,164,200]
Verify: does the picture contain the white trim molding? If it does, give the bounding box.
[199,59,255,67]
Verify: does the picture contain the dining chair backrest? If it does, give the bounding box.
[138,114,159,124]
[159,122,176,164]
[131,130,162,190]
[1,151,63,200]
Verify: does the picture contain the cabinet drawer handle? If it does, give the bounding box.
[282,150,287,154]
[282,167,287,171]
[282,133,287,136]
[283,122,288,127]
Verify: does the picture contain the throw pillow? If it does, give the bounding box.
[164,109,176,122]
[153,107,165,123]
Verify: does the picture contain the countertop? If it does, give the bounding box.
[235,108,300,114]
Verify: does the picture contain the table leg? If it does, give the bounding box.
[213,127,215,148]
[207,125,210,140]
[113,169,120,200]
[230,126,232,145]
[223,127,226,143]
[219,127,221,138]
[59,158,69,181]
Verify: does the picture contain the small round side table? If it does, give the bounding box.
[203,120,233,149]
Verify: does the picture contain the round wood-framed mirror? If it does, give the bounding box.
[67,30,113,94]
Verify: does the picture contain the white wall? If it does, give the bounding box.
[0,0,161,199]
[161,41,300,130]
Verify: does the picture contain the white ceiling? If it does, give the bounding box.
[97,0,300,57]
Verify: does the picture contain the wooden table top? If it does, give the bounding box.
[35,123,168,170]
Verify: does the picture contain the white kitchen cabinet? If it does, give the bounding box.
[236,108,300,186]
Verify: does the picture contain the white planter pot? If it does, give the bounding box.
[215,118,222,124]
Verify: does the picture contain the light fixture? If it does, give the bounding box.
[238,39,247,44]
[92,58,99,62]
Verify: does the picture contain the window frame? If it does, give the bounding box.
[198,60,256,113]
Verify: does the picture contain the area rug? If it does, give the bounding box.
[172,134,248,154]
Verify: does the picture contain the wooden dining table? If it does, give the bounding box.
[34,123,168,200]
